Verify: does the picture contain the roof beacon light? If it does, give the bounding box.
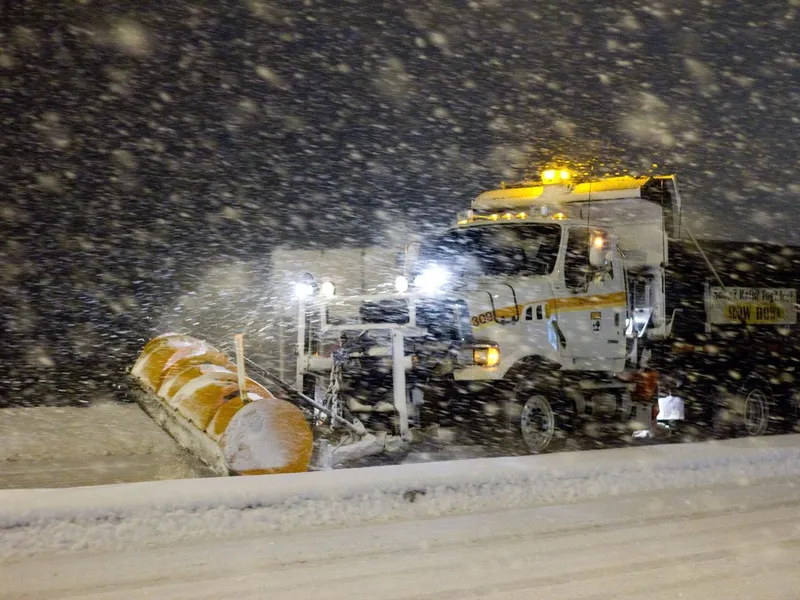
[456,209,474,225]
[541,168,571,186]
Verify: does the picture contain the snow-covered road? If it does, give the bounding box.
[3,476,800,599]
[3,436,800,599]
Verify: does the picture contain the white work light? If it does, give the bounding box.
[395,275,409,293]
[294,282,314,299]
[414,265,449,293]
[320,280,336,298]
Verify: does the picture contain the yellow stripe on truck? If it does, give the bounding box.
[471,291,627,329]
[546,291,628,316]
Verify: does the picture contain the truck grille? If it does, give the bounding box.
[416,299,473,342]
[359,299,410,325]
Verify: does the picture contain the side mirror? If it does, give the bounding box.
[589,246,605,268]
[404,242,421,278]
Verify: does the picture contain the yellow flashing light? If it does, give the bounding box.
[552,212,567,220]
[455,210,545,225]
[456,209,475,225]
[593,235,605,249]
[541,168,572,185]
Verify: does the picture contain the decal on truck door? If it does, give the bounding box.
[591,311,601,333]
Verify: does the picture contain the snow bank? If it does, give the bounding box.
[0,403,181,463]
[0,404,205,489]
[2,435,800,560]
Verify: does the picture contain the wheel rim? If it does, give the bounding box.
[520,394,556,453]
[744,389,768,436]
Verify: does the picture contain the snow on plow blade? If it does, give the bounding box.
[130,333,313,476]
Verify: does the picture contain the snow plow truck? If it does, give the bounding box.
[128,167,800,475]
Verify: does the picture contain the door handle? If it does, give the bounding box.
[553,320,566,349]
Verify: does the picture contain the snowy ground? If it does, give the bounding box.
[0,404,210,489]
[0,403,492,489]
[2,436,800,598]
[4,477,800,599]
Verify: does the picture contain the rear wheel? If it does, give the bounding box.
[712,380,772,438]
[743,387,770,436]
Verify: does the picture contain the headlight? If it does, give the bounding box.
[395,275,409,293]
[414,265,449,293]
[473,346,500,368]
[320,280,336,298]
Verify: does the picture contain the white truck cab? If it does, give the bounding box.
[413,216,627,380]
[409,169,680,382]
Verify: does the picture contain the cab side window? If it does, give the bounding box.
[564,227,591,293]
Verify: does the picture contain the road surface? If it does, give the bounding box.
[3,476,800,599]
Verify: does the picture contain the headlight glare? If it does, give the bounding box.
[413,265,449,293]
[295,282,314,299]
[473,346,500,368]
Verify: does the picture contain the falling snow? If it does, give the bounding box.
[0,2,798,419]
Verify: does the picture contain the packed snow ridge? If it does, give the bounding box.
[2,435,800,560]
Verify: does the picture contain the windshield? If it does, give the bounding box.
[416,223,561,279]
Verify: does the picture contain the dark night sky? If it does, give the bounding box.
[1,0,798,403]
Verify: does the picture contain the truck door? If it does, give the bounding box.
[553,226,627,370]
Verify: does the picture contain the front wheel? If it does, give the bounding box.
[507,376,572,454]
[519,393,558,453]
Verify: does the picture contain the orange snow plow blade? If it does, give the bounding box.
[129,333,313,476]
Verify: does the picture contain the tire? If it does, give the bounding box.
[506,374,572,454]
[712,381,772,438]
[741,385,771,437]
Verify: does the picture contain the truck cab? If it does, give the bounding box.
[408,169,682,383]
[411,216,627,379]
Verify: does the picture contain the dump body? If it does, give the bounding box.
[661,240,800,428]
